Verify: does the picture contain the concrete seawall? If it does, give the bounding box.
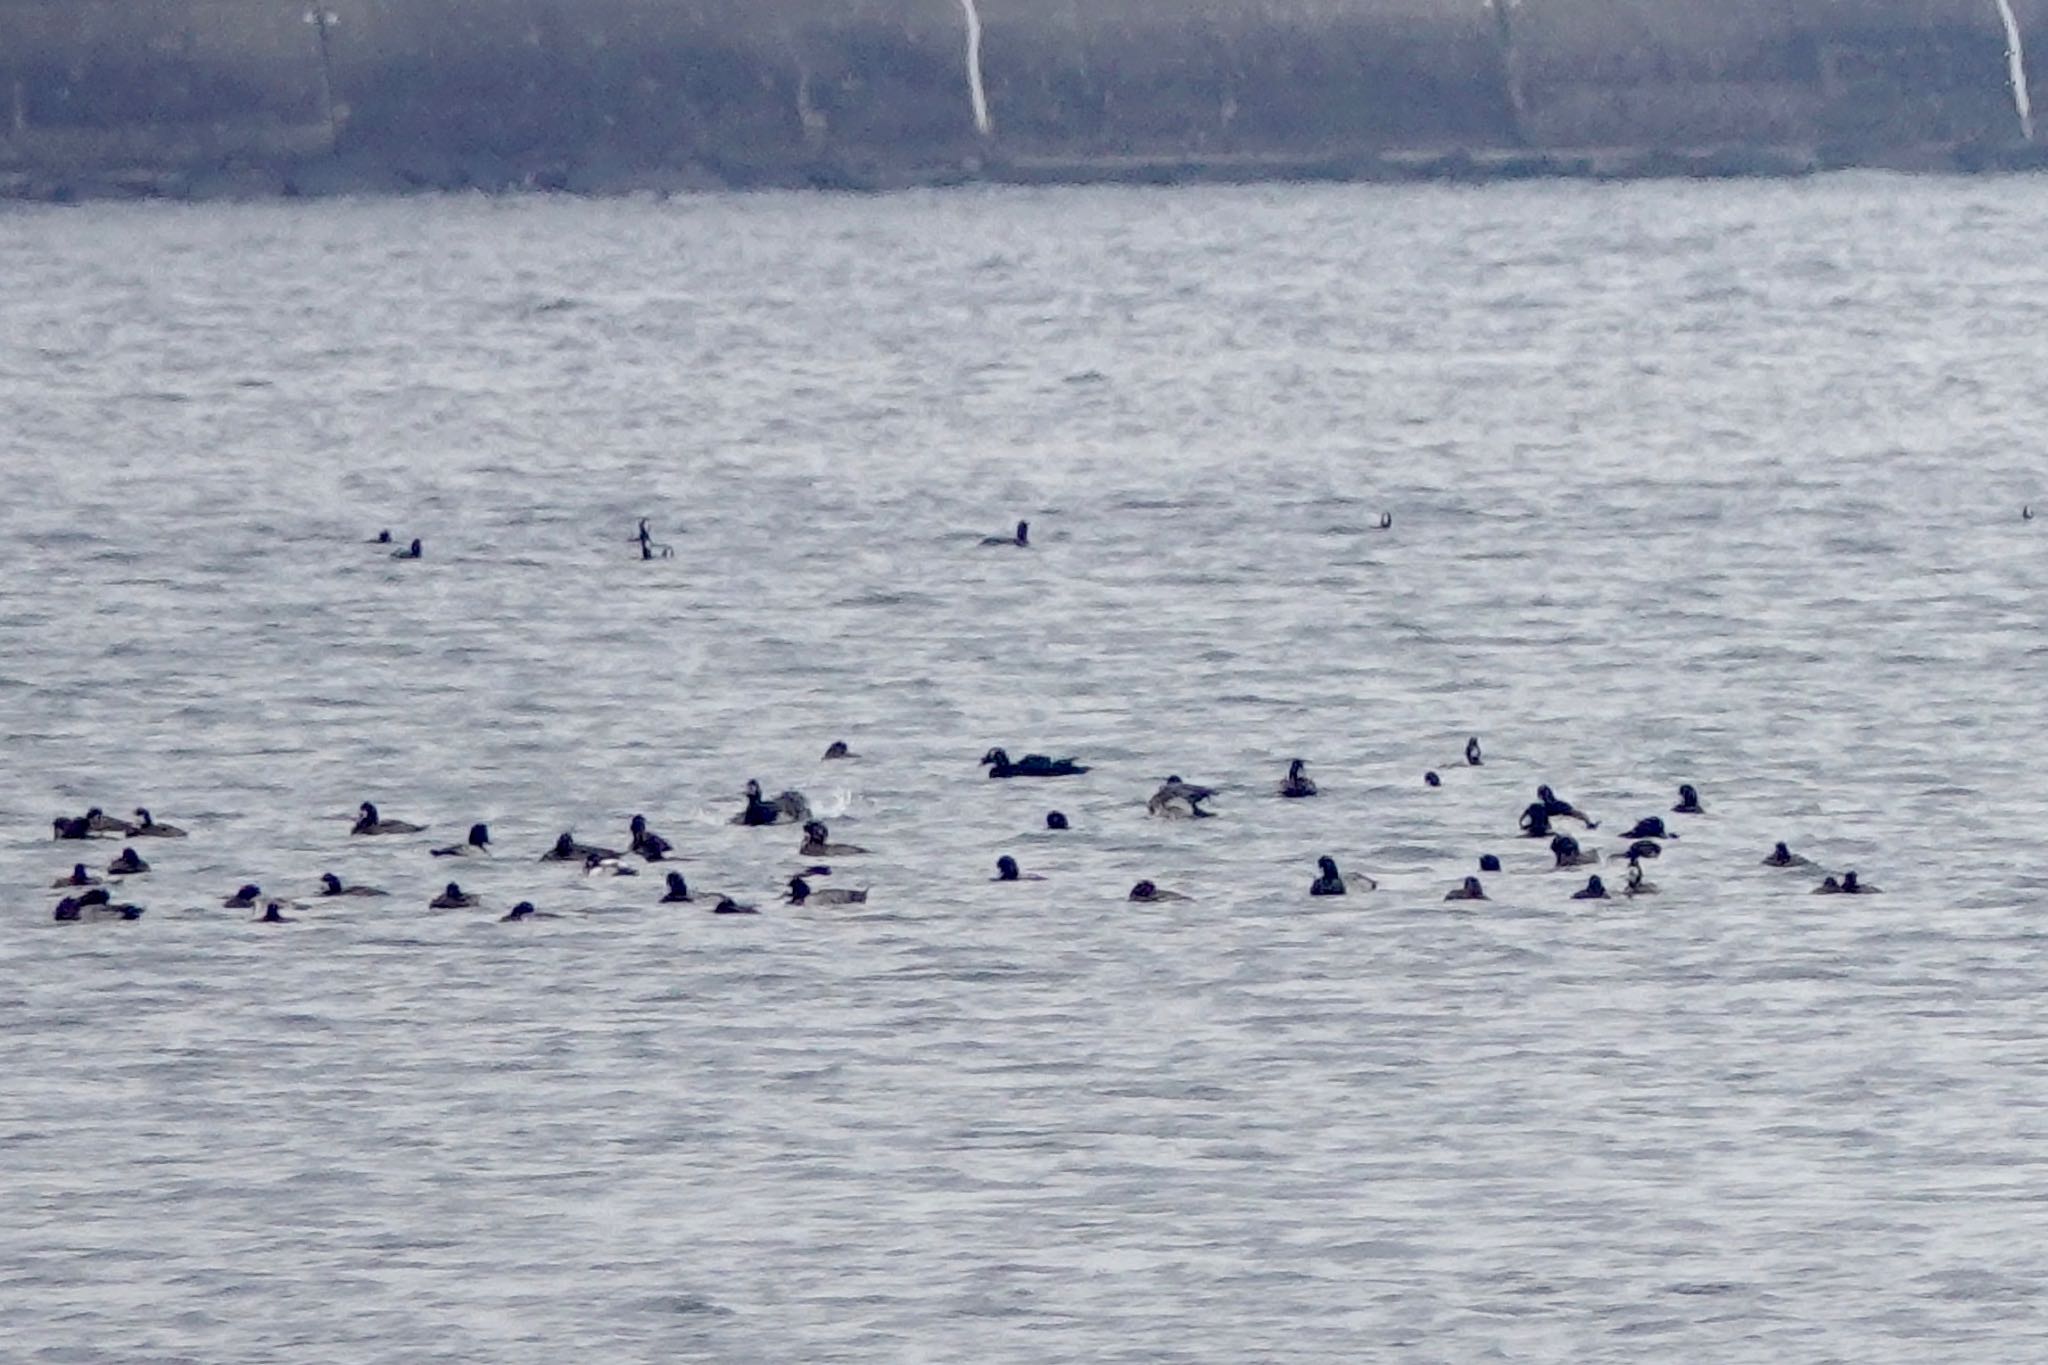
[1,0,2043,199]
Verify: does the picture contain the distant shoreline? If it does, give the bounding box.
[7,141,2048,206]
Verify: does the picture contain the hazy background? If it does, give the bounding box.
[1,0,2045,196]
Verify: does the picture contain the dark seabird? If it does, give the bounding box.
[1148,777,1216,818]
[800,821,868,857]
[980,520,1030,548]
[982,748,1089,779]
[433,823,492,857]
[352,802,426,836]
[1279,759,1318,798]
[130,809,187,837]
[786,876,867,906]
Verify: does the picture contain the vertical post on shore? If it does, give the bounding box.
[1485,0,1529,146]
[1992,0,2036,142]
[960,0,993,137]
[304,9,341,150]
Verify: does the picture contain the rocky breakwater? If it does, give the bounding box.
[0,0,2044,201]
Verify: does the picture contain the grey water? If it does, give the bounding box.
[5,175,2048,1361]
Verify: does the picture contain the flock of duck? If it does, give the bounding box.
[38,516,1890,925]
[42,737,1881,925]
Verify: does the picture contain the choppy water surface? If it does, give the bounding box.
[6,176,2048,1360]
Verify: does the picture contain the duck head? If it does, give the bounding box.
[996,856,1020,881]
[1046,811,1068,830]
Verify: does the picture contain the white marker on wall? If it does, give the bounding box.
[1993,0,2035,141]
[960,0,993,137]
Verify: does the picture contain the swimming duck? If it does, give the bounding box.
[800,821,868,857]
[982,748,1089,779]
[1572,875,1611,901]
[1620,840,1662,862]
[660,871,694,903]
[1148,777,1216,818]
[1045,811,1070,830]
[1465,737,1483,766]
[1839,871,1881,895]
[732,780,809,826]
[1376,512,1393,530]
[1624,860,1658,896]
[541,831,621,862]
[627,815,672,861]
[1814,876,1843,895]
[106,848,149,876]
[583,852,637,877]
[1550,835,1597,869]
[391,538,422,560]
[1761,842,1815,869]
[1621,817,1674,841]
[319,873,387,897]
[995,855,1045,882]
[980,520,1030,548]
[1537,785,1596,829]
[1479,854,1503,873]
[1424,771,1442,788]
[257,902,296,924]
[786,876,867,906]
[1445,876,1488,902]
[223,883,263,909]
[429,882,478,909]
[1518,803,1553,838]
[635,518,675,560]
[352,802,426,836]
[53,896,143,922]
[1279,760,1318,798]
[51,864,100,888]
[372,529,393,544]
[711,896,760,915]
[1128,880,1189,903]
[51,816,91,840]
[1673,784,1704,815]
[432,823,492,857]
[822,740,856,761]
[83,807,135,835]
[129,808,186,837]
[501,901,559,921]
[1309,856,1347,897]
